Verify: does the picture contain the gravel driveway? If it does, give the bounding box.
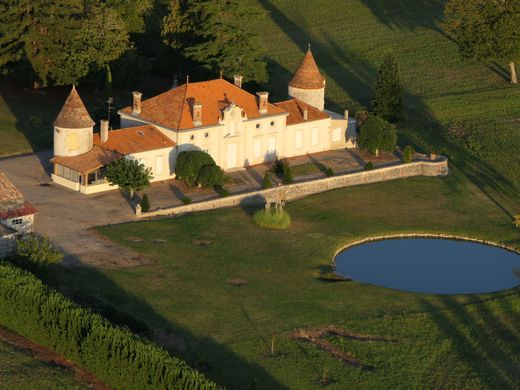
[0,151,147,268]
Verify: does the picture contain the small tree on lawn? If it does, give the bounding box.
[372,55,403,123]
[105,158,153,199]
[358,116,397,157]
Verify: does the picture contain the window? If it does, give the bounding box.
[253,139,262,158]
[205,132,209,138]
[295,130,303,149]
[332,128,342,142]
[190,134,195,140]
[311,128,319,146]
[11,218,23,225]
[66,132,79,151]
[268,137,276,154]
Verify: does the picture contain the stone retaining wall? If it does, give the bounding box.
[138,157,449,219]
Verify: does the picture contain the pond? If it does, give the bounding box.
[334,238,520,294]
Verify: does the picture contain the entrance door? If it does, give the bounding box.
[227,143,237,169]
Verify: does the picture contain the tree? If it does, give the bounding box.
[372,55,403,123]
[175,150,217,187]
[402,145,414,163]
[358,116,397,157]
[0,0,129,86]
[443,0,520,84]
[105,158,153,199]
[104,0,153,34]
[162,0,267,82]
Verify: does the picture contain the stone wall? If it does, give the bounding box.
[138,157,449,219]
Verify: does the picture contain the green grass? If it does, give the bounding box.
[253,209,292,229]
[291,162,325,176]
[45,176,520,389]
[0,339,87,389]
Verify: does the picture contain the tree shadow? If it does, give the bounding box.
[419,292,520,389]
[359,0,445,33]
[42,253,287,389]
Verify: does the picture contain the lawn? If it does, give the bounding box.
[0,338,87,390]
[45,175,520,389]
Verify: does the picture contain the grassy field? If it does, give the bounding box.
[44,175,520,389]
[0,339,87,390]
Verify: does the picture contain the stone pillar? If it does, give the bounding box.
[132,91,142,115]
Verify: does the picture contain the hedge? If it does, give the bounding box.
[175,151,217,187]
[0,262,219,390]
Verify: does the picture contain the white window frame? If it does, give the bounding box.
[295,130,303,149]
[253,139,262,158]
[268,137,276,154]
[155,155,164,176]
[311,128,319,146]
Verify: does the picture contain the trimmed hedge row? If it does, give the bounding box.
[0,262,219,390]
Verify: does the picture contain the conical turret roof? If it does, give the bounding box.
[54,86,95,128]
[289,47,325,90]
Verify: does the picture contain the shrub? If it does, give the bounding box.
[181,196,192,205]
[0,261,218,389]
[282,160,294,184]
[402,145,415,163]
[197,164,224,187]
[141,194,150,212]
[365,161,374,170]
[273,157,285,175]
[214,185,230,197]
[358,116,397,156]
[253,209,291,230]
[262,172,272,189]
[325,167,334,177]
[14,235,63,268]
[175,151,217,187]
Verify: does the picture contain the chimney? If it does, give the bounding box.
[100,119,109,143]
[234,74,243,88]
[192,102,202,126]
[344,109,349,120]
[303,106,308,121]
[132,91,142,115]
[256,91,269,114]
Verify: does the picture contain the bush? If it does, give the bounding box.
[365,161,374,170]
[273,157,285,175]
[141,194,150,212]
[175,151,217,187]
[181,196,192,205]
[253,209,291,230]
[214,185,230,197]
[0,261,218,389]
[262,172,272,189]
[358,116,397,156]
[282,160,294,184]
[402,145,415,163]
[14,235,63,268]
[325,167,334,177]
[197,165,224,187]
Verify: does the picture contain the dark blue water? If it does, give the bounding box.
[334,238,520,294]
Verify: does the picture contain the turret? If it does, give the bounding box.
[53,86,95,157]
[288,46,326,111]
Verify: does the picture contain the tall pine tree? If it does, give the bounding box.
[371,55,404,123]
[162,0,267,83]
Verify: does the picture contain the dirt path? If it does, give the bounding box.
[0,325,111,389]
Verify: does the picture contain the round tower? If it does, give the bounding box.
[288,46,326,111]
[53,85,95,157]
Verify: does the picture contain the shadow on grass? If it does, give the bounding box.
[420,291,520,389]
[42,255,287,389]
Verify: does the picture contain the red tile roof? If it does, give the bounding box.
[93,125,176,154]
[0,172,23,203]
[120,79,286,130]
[274,99,329,125]
[51,146,122,174]
[54,86,95,128]
[0,201,38,220]
[289,48,326,90]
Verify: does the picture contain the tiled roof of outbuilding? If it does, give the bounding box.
[0,172,23,203]
[120,79,286,130]
[0,201,38,220]
[54,86,95,128]
[51,146,121,174]
[289,48,326,90]
[274,99,330,125]
[93,125,176,154]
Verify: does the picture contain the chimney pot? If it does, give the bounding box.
[132,91,142,115]
[100,120,109,143]
[344,109,349,120]
[193,102,202,126]
[303,106,308,121]
[256,91,269,114]
[234,74,243,88]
